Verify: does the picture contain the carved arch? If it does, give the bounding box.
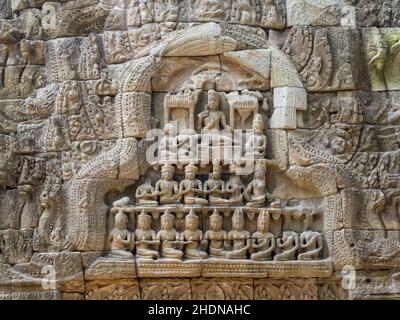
[65,22,306,251]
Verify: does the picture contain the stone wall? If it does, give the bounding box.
[0,0,400,300]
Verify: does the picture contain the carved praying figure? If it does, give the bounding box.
[244,161,268,207]
[274,231,300,261]
[156,209,183,260]
[135,177,158,206]
[203,209,228,258]
[179,163,208,205]
[154,164,180,204]
[225,166,244,205]
[298,213,323,261]
[226,208,251,259]
[109,197,134,258]
[158,123,180,164]
[198,90,231,133]
[244,114,267,160]
[251,209,275,261]
[181,209,208,259]
[134,210,159,260]
[204,164,229,205]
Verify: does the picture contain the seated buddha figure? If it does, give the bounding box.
[158,122,179,164]
[244,161,267,207]
[251,209,275,261]
[156,209,183,260]
[244,114,267,160]
[134,210,159,260]
[181,209,208,259]
[153,164,181,205]
[204,164,230,205]
[198,90,232,148]
[203,209,228,258]
[178,163,208,205]
[225,165,244,205]
[298,213,323,260]
[135,177,158,206]
[226,208,251,259]
[274,230,300,261]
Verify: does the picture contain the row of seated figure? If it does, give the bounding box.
[109,200,324,262]
[157,89,267,168]
[136,162,269,208]
[158,113,267,165]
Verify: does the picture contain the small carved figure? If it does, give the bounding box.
[156,209,183,259]
[154,164,180,204]
[35,163,61,249]
[181,209,208,259]
[244,114,267,159]
[18,185,39,229]
[244,161,267,207]
[136,177,158,206]
[204,164,229,205]
[179,164,208,205]
[198,90,231,133]
[135,210,159,260]
[109,197,135,258]
[274,231,300,261]
[226,208,250,259]
[251,209,275,261]
[203,209,228,258]
[225,166,244,205]
[302,56,323,89]
[158,123,179,164]
[298,213,323,260]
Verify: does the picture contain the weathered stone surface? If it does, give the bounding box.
[192,278,253,300]
[0,0,399,301]
[85,279,140,300]
[254,278,318,300]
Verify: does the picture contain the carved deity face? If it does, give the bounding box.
[210,218,222,231]
[164,123,176,136]
[208,91,220,110]
[162,171,173,181]
[138,217,151,230]
[185,172,196,180]
[211,170,221,180]
[253,120,264,134]
[161,217,173,230]
[232,217,244,231]
[257,218,269,233]
[114,212,128,230]
[186,218,198,231]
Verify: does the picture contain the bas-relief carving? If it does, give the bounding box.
[0,1,399,300]
[363,27,400,91]
[283,26,361,92]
